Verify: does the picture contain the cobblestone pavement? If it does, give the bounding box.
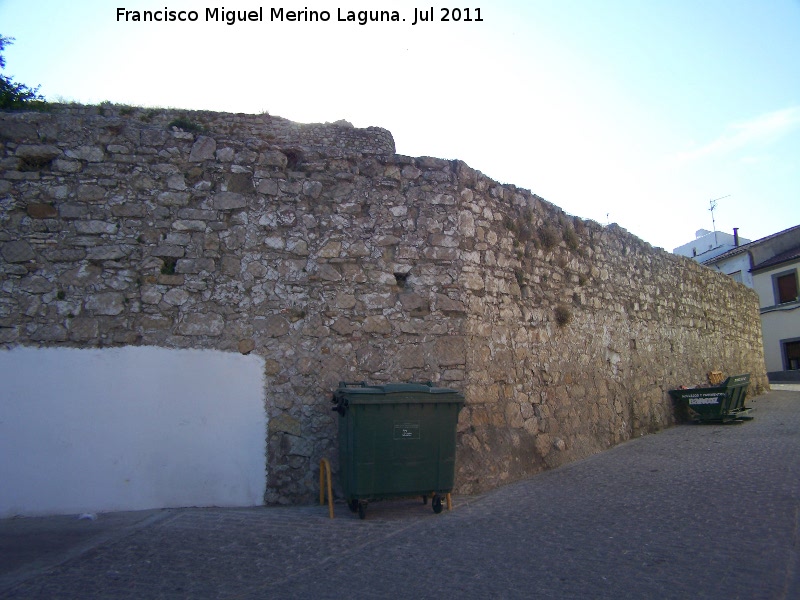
[2,389,798,599]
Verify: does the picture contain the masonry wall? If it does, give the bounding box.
[0,105,769,506]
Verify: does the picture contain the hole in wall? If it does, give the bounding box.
[161,257,178,275]
[19,156,54,172]
[394,272,408,288]
[284,149,302,170]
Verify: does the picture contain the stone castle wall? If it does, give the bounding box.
[0,105,768,503]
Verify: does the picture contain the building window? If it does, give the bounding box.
[784,340,800,371]
[729,270,743,283]
[773,270,798,304]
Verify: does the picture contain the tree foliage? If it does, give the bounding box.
[0,35,46,110]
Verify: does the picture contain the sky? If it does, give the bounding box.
[1,0,798,252]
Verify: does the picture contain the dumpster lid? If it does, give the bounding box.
[334,381,464,402]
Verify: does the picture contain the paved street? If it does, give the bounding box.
[2,388,798,599]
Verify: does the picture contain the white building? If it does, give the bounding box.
[673,228,751,262]
[696,225,800,382]
[751,247,800,379]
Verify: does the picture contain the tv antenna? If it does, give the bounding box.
[709,194,730,246]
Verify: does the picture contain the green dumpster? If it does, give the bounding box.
[331,381,464,519]
[669,373,752,423]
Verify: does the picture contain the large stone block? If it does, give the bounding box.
[255,315,290,337]
[74,220,118,235]
[76,184,106,202]
[435,336,467,367]
[189,136,217,161]
[175,258,215,274]
[178,313,225,336]
[362,315,392,334]
[157,191,190,207]
[1,240,35,263]
[85,293,125,316]
[65,146,104,162]
[213,192,247,210]
[15,144,61,160]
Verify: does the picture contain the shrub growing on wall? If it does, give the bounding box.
[554,304,572,327]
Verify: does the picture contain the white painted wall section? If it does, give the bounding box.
[0,346,267,517]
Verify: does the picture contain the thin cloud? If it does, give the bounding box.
[674,107,800,162]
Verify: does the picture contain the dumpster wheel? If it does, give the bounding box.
[431,494,443,514]
[357,500,368,520]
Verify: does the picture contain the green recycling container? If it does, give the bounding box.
[669,374,752,423]
[331,381,464,519]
